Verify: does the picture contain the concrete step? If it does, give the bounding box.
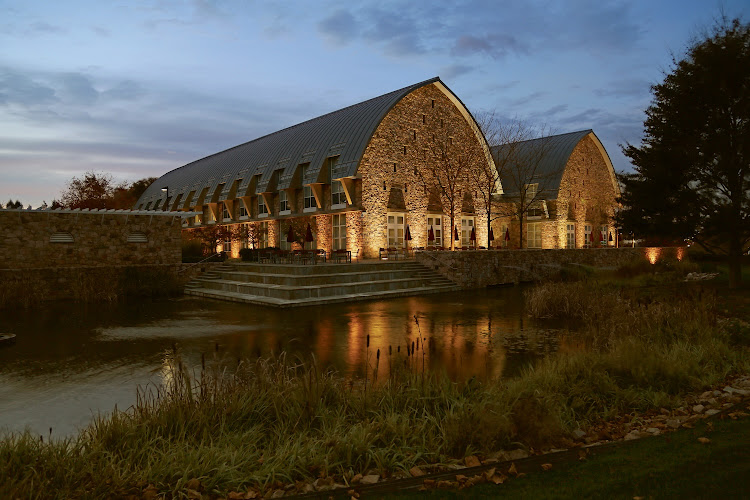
[191,276,429,300]
[209,269,428,286]
[184,283,460,308]
[184,260,460,307]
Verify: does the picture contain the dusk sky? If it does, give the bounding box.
[1,0,746,208]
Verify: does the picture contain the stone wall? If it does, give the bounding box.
[416,247,687,289]
[492,134,620,250]
[358,84,491,258]
[0,262,221,309]
[0,209,183,269]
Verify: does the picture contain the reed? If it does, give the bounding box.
[1,281,747,498]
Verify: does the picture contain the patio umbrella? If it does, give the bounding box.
[454,226,459,241]
[428,226,435,242]
[489,227,495,242]
[305,223,314,249]
[286,225,295,243]
[609,231,613,242]
[405,225,412,241]
[504,228,510,242]
[470,226,476,246]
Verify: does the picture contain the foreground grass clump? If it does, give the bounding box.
[2,283,748,498]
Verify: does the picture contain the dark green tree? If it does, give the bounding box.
[617,17,750,287]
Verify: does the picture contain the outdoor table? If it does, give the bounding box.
[332,249,351,263]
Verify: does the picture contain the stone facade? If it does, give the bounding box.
[417,247,686,289]
[492,133,620,250]
[181,81,494,259]
[358,84,489,257]
[0,209,183,269]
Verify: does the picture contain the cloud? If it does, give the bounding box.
[594,78,652,98]
[0,68,58,106]
[318,9,359,45]
[27,21,66,35]
[102,80,146,101]
[441,64,476,80]
[60,73,99,105]
[451,33,528,59]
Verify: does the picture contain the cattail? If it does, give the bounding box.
[412,341,415,354]
[367,334,370,347]
[389,345,392,355]
[398,345,401,353]
[201,353,205,370]
[377,349,380,360]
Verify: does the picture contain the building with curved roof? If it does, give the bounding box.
[136,77,496,258]
[490,129,621,249]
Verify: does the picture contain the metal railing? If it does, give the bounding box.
[178,252,224,274]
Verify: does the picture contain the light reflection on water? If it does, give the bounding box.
[0,287,572,437]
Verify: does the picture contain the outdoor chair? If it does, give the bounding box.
[315,249,327,263]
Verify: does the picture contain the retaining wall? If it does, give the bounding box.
[415,247,686,289]
[0,209,183,269]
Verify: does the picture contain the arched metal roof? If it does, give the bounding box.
[136,77,445,209]
[491,129,617,197]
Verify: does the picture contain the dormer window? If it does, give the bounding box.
[258,196,268,216]
[221,202,231,221]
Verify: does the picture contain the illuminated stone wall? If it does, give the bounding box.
[417,247,686,289]
[492,134,620,249]
[358,84,491,258]
[0,209,182,269]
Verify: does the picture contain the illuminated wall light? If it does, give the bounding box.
[646,247,661,265]
[676,247,685,261]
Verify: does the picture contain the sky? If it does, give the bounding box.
[1,0,746,208]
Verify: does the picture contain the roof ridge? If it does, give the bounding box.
[493,128,592,148]
[164,77,440,176]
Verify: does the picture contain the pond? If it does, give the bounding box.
[0,287,576,437]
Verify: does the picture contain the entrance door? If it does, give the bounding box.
[387,213,405,248]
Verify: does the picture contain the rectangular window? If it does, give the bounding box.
[331,180,346,207]
[221,202,230,221]
[566,223,576,249]
[332,213,347,250]
[258,196,268,216]
[207,206,215,224]
[279,190,289,212]
[329,156,346,208]
[527,222,542,249]
[600,225,608,246]
[387,213,405,248]
[461,218,475,247]
[525,183,538,201]
[239,201,248,218]
[259,221,268,249]
[427,216,442,247]
[584,224,592,248]
[223,237,232,255]
[304,185,316,209]
[195,214,203,225]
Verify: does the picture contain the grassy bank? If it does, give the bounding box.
[387,412,750,499]
[2,264,749,498]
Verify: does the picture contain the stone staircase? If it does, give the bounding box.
[184,260,460,307]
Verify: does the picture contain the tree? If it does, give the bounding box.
[415,122,487,250]
[56,172,156,210]
[482,118,556,249]
[5,200,22,209]
[617,17,750,287]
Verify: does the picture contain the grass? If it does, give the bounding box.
[1,259,749,498]
[385,413,750,499]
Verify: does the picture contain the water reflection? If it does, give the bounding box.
[0,287,571,437]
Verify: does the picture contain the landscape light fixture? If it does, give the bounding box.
[161,186,169,210]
